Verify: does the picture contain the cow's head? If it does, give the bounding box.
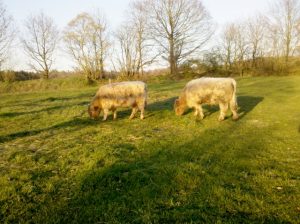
[88,102,101,119]
[174,98,186,116]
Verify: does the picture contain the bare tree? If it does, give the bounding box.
[220,23,237,72]
[267,0,300,63]
[235,23,249,76]
[246,15,267,67]
[219,22,249,75]
[114,24,139,77]
[129,0,159,76]
[0,1,15,70]
[64,12,110,81]
[114,0,158,77]
[22,12,59,79]
[92,11,110,79]
[147,0,213,76]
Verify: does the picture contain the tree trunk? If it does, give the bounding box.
[43,70,49,79]
[99,57,104,79]
[43,65,49,79]
[169,37,177,76]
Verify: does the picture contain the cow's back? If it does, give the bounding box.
[97,81,147,99]
[184,77,235,105]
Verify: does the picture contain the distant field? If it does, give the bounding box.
[0,76,299,223]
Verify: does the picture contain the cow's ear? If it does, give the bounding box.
[94,106,99,111]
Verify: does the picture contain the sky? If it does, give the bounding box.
[3,0,271,71]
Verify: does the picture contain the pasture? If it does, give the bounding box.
[0,76,299,223]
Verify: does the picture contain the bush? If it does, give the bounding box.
[0,70,40,82]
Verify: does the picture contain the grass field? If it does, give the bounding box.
[0,76,299,223]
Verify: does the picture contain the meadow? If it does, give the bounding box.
[0,76,299,223]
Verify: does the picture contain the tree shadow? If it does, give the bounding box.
[3,92,93,108]
[37,93,93,103]
[0,101,90,118]
[0,118,96,143]
[43,121,291,223]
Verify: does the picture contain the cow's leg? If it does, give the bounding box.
[137,99,146,120]
[112,109,117,120]
[102,109,109,121]
[230,98,239,120]
[138,105,145,120]
[195,105,204,119]
[129,107,138,119]
[194,107,198,116]
[218,103,228,121]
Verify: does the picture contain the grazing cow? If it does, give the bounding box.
[88,81,147,121]
[174,77,239,121]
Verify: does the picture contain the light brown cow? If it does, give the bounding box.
[174,77,239,121]
[88,81,147,121]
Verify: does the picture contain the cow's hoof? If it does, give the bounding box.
[232,115,239,120]
[218,117,225,121]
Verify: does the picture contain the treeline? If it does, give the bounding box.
[0,0,300,82]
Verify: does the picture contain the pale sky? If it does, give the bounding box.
[3,0,271,71]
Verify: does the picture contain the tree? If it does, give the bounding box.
[0,1,15,70]
[219,23,249,76]
[114,0,158,77]
[246,15,267,68]
[146,0,213,76]
[129,0,158,76]
[220,23,237,72]
[64,12,110,81]
[22,12,59,79]
[115,24,139,77]
[267,0,300,63]
[92,11,110,79]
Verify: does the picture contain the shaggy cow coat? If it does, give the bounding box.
[174,77,239,121]
[88,81,147,120]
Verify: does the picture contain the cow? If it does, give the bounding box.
[88,81,147,121]
[174,77,239,121]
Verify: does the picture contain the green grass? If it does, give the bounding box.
[0,76,299,223]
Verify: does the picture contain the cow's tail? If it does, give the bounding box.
[230,79,238,112]
[144,83,148,108]
[229,79,239,120]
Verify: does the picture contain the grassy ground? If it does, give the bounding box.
[0,76,299,223]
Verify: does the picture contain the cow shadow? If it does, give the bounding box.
[203,95,264,120]
[147,97,177,112]
[192,95,264,120]
[146,95,264,120]
[0,96,264,143]
[237,96,264,119]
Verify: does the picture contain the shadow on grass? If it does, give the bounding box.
[2,92,94,108]
[147,97,177,112]
[0,96,264,143]
[0,101,89,118]
[46,122,291,223]
[237,96,264,119]
[37,93,93,103]
[202,95,264,120]
[0,118,96,143]
[146,95,264,119]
